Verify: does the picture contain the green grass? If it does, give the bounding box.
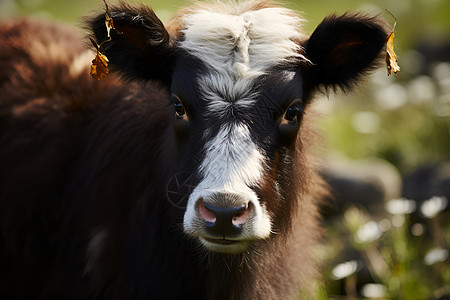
[323,202,450,299]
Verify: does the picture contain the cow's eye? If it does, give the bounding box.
[175,101,185,117]
[172,94,187,119]
[284,106,297,121]
[283,103,304,122]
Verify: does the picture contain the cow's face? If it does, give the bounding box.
[172,64,305,253]
[88,1,388,254]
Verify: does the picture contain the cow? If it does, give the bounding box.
[0,1,389,299]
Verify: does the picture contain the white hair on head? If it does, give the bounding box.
[178,0,309,79]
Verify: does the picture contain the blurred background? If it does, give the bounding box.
[1,0,449,299]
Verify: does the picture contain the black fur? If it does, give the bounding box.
[86,3,176,84]
[302,12,389,96]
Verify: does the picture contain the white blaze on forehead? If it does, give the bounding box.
[179,6,308,79]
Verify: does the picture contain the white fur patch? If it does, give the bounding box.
[200,123,264,191]
[179,5,308,78]
[184,124,272,239]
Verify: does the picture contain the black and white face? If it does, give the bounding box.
[170,7,309,254]
[172,64,306,253]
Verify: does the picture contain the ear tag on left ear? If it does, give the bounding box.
[90,0,120,80]
[90,38,109,80]
[385,10,400,77]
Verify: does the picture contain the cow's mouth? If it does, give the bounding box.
[203,237,239,245]
[199,236,250,254]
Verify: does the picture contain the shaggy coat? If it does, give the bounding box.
[0,1,388,299]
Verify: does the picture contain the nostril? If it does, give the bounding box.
[197,195,254,236]
[232,202,253,227]
[197,198,216,225]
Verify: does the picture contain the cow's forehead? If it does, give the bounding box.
[178,6,309,83]
[173,6,308,120]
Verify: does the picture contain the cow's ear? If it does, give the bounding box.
[302,13,389,94]
[86,3,175,83]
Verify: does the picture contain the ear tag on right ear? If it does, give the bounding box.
[385,10,400,77]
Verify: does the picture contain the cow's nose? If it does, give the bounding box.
[197,195,253,238]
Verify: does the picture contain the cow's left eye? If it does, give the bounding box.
[284,106,298,121]
[283,103,304,122]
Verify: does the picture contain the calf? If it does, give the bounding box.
[0,1,388,299]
